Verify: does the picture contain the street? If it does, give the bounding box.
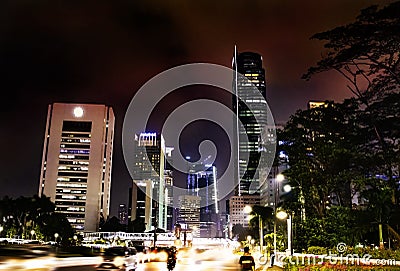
[56,247,243,271]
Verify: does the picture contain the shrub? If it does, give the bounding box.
[307,246,328,255]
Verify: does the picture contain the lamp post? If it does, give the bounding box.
[276,210,292,256]
[244,205,264,254]
[0,226,3,238]
[30,230,35,240]
[246,235,252,248]
[274,173,285,255]
[283,182,306,222]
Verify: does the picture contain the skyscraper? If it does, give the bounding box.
[232,48,268,195]
[177,195,201,238]
[38,103,115,232]
[186,161,220,237]
[131,132,169,231]
[118,204,128,225]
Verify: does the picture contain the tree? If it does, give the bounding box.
[100,216,124,232]
[128,217,146,233]
[231,224,248,242]
[279,101,361,219]
[303,1,400,99]
[0,195,74,242]
[303,1,400,205]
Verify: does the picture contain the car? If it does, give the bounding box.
[96,246,137,271]
[0,246,55,271]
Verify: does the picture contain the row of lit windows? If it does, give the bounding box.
[56,189,86,194]
[68,218,85,223]
[64,213,85,218]
[59,160,89,165]
[56,195,86,200]
[57,177,87,183]
[56,183,87,188]
[60,143,90,149]
[59,154,89,160]
[58,166,88,171]
[57,206,85,212]
[55,201,85,206]
[62,133,91,138]
[61,138,91,143]
[60,149,90,155]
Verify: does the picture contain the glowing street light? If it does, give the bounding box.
[276,209,292,256]
[273,173,285,255]
[276,173,285,182]
[244,205,252,214]
[0,226,3,237]
[30,230,35,240]
[244,205,264,254]
[276,210,288,220]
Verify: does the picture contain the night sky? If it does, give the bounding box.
[1,0,395,217]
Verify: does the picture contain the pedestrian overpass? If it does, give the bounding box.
[83,231,234,248]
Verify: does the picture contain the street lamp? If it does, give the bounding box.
[284,182,306,222]
[0,226,3,237]
[244,205,264,254]
[54,233,59,243]
[276,210,292,256]
[30,230,35,240]
[274,174,285,255]
[246,235,252,247]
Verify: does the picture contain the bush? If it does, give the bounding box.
[307,246,328,255]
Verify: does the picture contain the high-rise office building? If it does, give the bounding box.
[186,161,220,237]
[118,204,128,225]
[165,147,174,231]
[130,132,169,231]
[228,194,260,232]
[232,48,268,196]
[38,103,115,232]
[177,195,201,238]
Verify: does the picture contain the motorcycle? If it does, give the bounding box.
[166,248,177,271]
[167,257,176,271]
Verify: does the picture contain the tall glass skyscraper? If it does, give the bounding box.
[131,132,171,231]
[232,48,268,196]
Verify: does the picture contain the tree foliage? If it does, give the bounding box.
[278,93,400,250]
[0,194,74,242]
[303,1,400,100]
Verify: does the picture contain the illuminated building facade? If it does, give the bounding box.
[118,204,128,225]
[186,162,220,237]
[177,195,201,238]
[38,103,115,232]
[308,100,327,109]
[228,195,260,232]
[164,147,175,231]
[131,132,169,231]
[232,49,268,196]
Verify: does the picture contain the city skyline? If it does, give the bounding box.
[1,0,396,217]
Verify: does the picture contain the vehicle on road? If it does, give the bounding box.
[0,245,55,271]
[96,246,137,271]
